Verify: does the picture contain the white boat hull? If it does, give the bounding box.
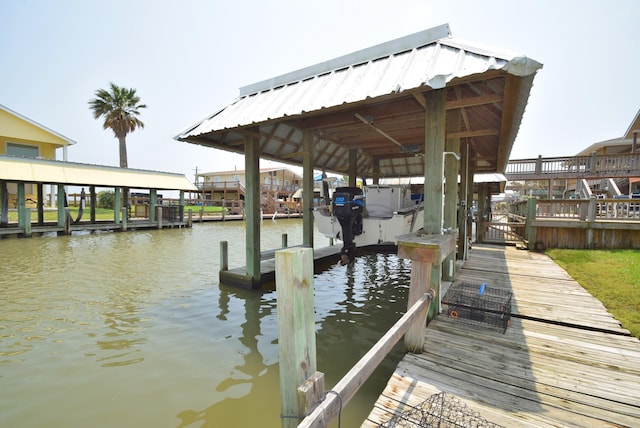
[313,205,424,247]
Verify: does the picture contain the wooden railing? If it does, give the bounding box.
[298,291,434,428]
[506,153,640,180]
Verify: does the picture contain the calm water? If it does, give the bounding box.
[0,219,412,427]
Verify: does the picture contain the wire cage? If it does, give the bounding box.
[442,282,512,333]
[379,391,504,427]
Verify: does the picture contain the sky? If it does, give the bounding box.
[1,0,639,182]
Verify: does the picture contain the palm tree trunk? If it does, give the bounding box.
[118,136,128,168]
[118,136,129,216]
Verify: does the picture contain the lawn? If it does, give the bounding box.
[546,249,640,338]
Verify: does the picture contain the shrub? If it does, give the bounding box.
[98,191,114,209]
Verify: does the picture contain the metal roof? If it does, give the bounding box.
[0,155,198,191]
[176,24,542,178]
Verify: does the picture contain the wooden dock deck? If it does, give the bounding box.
[365,244,640,427]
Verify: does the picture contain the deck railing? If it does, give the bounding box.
[506,153,640,180]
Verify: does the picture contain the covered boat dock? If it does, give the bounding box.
[175,23,542,289]
[0,155,198,237]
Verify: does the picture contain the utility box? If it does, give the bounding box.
[442,282,512,333]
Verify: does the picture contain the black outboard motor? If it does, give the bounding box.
[332,187,364,264]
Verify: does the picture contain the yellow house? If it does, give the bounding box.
[1,103,76,207]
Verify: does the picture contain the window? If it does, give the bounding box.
[6,142,39,158]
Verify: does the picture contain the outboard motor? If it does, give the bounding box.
[332,187,364,264]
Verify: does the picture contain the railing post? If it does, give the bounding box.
[276,248,318,427]
[526,198,537,249]
[535,155,542,175]
[586,196,596,248]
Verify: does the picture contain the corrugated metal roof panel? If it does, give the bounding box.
[178,35,536,139]
[0,156,197,191]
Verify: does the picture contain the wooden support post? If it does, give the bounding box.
[179,190,185,222]
[423,89,446,234]
[24,208,32,237]
[422,89,446,318]
[157,206,163,229]
[0,181,7,227]
[372,157,380,185]
[17,182,26,229]
[477,183,487,243]
[443,120,460,280]
[114,187,121,224]
[220,241,228,271]
[187,208,193,228]
[57,184,66,229]
[245,135,261,285]
[276,248,317,427]
[37,183,44,225]
[282,233,288,248]
[64,208,71,234]
[458,143,470,259]
[526,198,537,249]
[90,186,96,223]
[302,130,314,248]
[348,149,357,187]
[587,196,596,248]
[149,189,157,222]
[122,207,128,231]
[397,232,455,350]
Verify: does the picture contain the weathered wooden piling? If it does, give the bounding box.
[276,247,318,427]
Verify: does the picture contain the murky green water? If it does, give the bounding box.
[0,219,411,427]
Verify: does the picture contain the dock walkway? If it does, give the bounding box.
[365,244,640,427]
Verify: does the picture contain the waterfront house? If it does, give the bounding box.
[196,166,304,213]
[1,103,75,208]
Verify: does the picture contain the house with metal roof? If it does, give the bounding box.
[176,23,543,288]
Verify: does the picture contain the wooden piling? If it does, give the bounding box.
[157,206,163,229]
[122,207,128,231]
[276,247,316,427]
[220,241,228,271]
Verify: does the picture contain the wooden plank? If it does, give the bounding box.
[364,244,640,427]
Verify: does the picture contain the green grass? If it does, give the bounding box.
[7,207,116,222]
[546,249,640,338]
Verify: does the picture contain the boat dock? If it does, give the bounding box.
[364,244,640,427]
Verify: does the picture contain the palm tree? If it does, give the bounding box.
[88,82,147,169]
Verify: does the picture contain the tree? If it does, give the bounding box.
[88,82,147,169]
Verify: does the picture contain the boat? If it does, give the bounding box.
[312,184,424,263]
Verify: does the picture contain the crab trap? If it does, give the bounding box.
[442,282,512,333]
[379,391,504,427]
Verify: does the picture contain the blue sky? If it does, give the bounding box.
[1,0,638,180]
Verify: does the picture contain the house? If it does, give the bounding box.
[196,167,303,213]
[1,103,76,208]
[574,109,640,194]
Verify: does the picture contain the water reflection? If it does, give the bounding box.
[0,222,411,427]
